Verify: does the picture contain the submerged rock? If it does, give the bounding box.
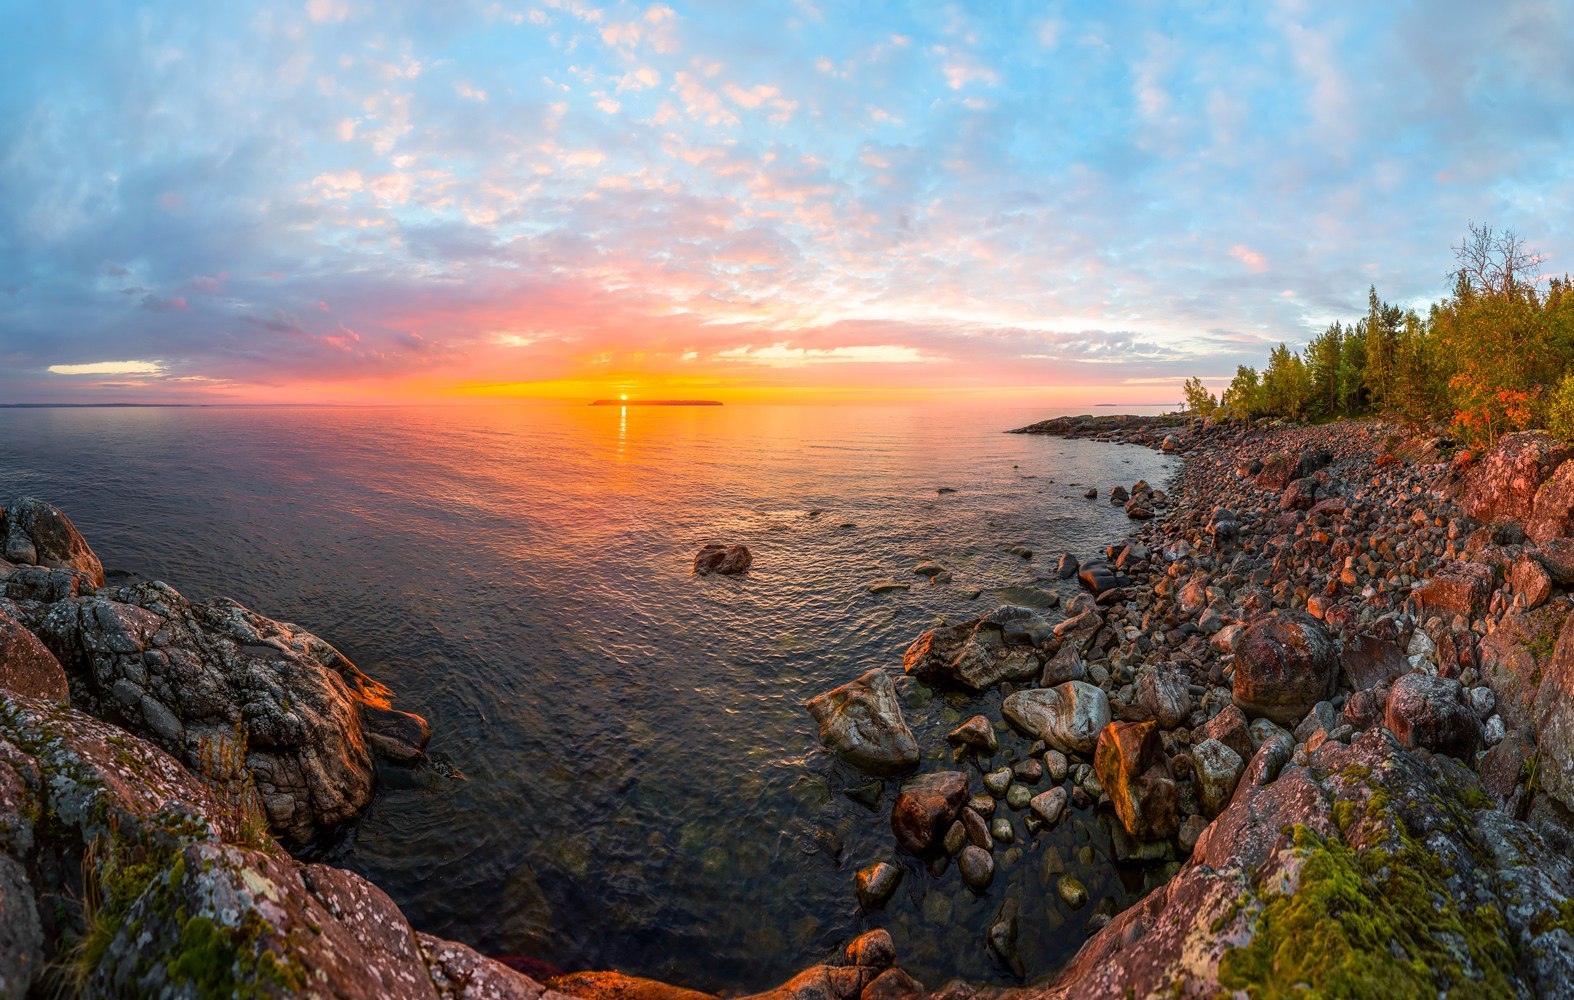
[805,669,921,776]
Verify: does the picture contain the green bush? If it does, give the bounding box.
[1549,373,1574,443]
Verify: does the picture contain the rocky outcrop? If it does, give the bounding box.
[0,691,543,999]
[0,498,104,588]
[1231,611,1339,726]
[805,669,920,775]
[0,501,428,846]
[1028,727,1574,998]
[26,580,409,844]
[1454,431,1572,527]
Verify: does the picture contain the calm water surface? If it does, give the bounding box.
[0,404,1177,990]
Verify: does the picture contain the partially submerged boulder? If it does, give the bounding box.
[890,771,969,856]
[902,606,1048,691]
[694,544,752,576]
[1001,681,1111,755]
[1093,720,1177,841]
[805,669,920,775]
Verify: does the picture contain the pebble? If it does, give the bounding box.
[1057,873,1088,908]
[959,845,995,890]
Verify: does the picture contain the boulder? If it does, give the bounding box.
[1453,430,1571,526]
[1414,561,1497,620]
[1076,559,1121,599]
[0,497,105,587]
[945,714,998,754]
[1536,539,1574,584]
[1195,705,1252,765]
[901,607,1047,691]
[806,670,920,776]
[1279,477,1318,511]
[1477,602,1570,734]
[694,544,752,575]
[1340,634,1407,692]
[1094,721,1177,841]
[1001,681,1111,754]
[1190,738,1244,816]
[1135,665,1191,728]
[0,608,68,701]
[1528,459,1574,542]
[1384,673,1483,760]
[1056,554,1079,579]
[890,771,969,856]
[1511,555,1553,610]
[1231,611,1339,726]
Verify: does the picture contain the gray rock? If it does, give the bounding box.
[806,669,920,776]
[959,845,994,889]
[1191,738,1244,816]
[1001,681,1112,754]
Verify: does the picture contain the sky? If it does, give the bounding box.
[2,1,1573,405]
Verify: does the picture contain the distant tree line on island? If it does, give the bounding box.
[1182,224,1574,447]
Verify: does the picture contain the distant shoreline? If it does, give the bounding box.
[588,399,723,406]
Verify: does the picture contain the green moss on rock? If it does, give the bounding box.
[1218,824,1516,999]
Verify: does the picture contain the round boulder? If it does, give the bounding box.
[1232,611,1339,727]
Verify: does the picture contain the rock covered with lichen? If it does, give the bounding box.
[0,509,431,844]
[0,689,560,999]
[1016,726,1574,998]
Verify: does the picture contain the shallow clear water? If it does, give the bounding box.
[0,404,1177,990]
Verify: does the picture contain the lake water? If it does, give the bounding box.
[0,404,1178,990]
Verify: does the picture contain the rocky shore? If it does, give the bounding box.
[807,416,1574,997]
[8,408,1574,997]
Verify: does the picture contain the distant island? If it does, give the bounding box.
[589,399,722,406]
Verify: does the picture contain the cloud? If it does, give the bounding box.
[1231,245,1269,273]
[48,360,165,375]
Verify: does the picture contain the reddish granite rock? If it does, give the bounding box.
[1231,611,1339,726]
[1384,673,1483,760]
[0,609,67,701]
[890,771,969,856]
[1094,720,1177,841]
[1453,430,1572,526]
[1528,459,1574,542]
[1414,561,1497,620]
